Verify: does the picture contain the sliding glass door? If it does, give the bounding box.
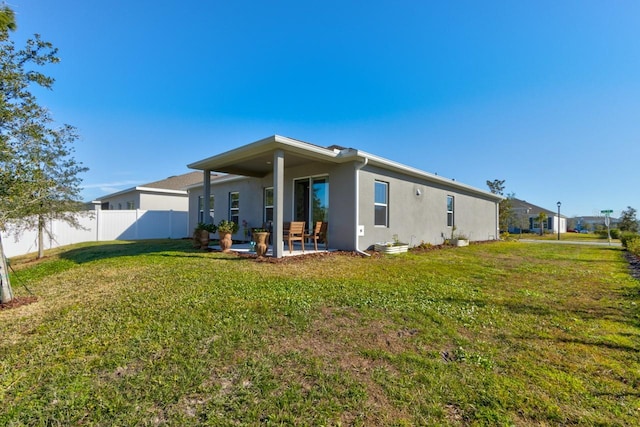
[294,176,328,226]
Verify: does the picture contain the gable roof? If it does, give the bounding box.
[188,135,502,201]
[95,171,213,201]
[141,171,205,190]
[510,197,563,217]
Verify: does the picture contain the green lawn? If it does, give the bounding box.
[1,240,639,426]
[514,232,619,242]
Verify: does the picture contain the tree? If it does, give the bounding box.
[486,179,513,233]
[619,206,638,233]
[537,212,547,235]
[1,5,87,302]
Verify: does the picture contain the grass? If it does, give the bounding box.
[514,232,619,242]
[1,239,639,426]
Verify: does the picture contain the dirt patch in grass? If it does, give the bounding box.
[267,307,416,424]
[625,251,640,281]
[0,295,38,310]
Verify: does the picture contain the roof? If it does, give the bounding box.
[510,198,564,217]
[142,171,205,190]
[188,135,502,201]
[94,171,214,201]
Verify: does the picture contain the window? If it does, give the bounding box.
[374,181,388,227]
[447,195,454,227]
[264,187,274,224]
[294,177,329,224]
[126,201,135,210]
[229,192,239,225]
[198,195,214,223]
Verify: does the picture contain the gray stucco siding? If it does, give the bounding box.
[139,192,188,211]
[357,165,498,249]
[189,177,264,239]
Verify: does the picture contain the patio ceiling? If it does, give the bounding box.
[187,135,345,177]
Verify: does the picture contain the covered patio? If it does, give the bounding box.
[188,135,353,258]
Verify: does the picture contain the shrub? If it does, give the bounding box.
[620,232,640,249]
[609,228,621,239]
[627,238,640,257]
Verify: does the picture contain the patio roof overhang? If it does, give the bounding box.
[187,135,347,177]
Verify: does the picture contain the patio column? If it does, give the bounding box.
[203,169,211,225]
[273,150,284,258]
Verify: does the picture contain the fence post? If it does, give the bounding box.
[96,209,101,242]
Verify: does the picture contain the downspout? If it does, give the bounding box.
[354,157,370,257]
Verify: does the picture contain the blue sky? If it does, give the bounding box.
[10,0,640,217]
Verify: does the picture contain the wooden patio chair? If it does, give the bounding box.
[305,221,328,251]
[286,221,305,253]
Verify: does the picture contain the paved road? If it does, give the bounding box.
[518,239,622,247]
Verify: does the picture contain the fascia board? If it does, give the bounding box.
[135,187,187,196]
[97,187,186,201]
[187,135,341,170]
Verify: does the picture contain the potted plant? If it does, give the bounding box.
[217,220,239,252]
[251,228,270,257]
[194,222,217,249]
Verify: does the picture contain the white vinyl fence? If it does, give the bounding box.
[1,210,189,258]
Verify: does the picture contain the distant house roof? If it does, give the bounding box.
[141,171,205,191]
[94,171,214,201]
[510,198,564,217]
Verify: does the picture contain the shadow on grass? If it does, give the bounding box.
[58,240,201,264]
[10,240,245,286]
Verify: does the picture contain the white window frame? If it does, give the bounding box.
[198,195,215,223]
[374,180,389,227]
[447,195,454,227]
[229,191,239,225]
[264,187,274,225]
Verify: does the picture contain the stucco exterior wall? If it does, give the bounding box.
[188,161,498,252]
[357,165,498,249]
[102,191,141,210]
[188,177,264,239]
[138,192,189,211]
[102,191,188,211]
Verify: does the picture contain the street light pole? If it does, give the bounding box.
[557,201,561,241]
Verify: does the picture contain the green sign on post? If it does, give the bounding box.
[601,210,613,214]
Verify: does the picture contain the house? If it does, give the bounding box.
[92,171,207,211]
[572,215,618,232]
[187,135,502,258]
[508,198,567,234]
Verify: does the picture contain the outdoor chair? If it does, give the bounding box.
[286,221,305,253]
[305,221,328,251]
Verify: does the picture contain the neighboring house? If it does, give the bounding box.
[92,171,207,211]
[187,135,502,258]
[572,215,618,232]
[508,198,567,234]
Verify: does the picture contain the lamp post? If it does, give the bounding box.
[557,201,561,241]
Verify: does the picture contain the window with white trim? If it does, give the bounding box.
[374,181,388,227]
[229,192,239,225]
[264,187,273,224]
[198,195,214,223]
[447,195,454,227]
